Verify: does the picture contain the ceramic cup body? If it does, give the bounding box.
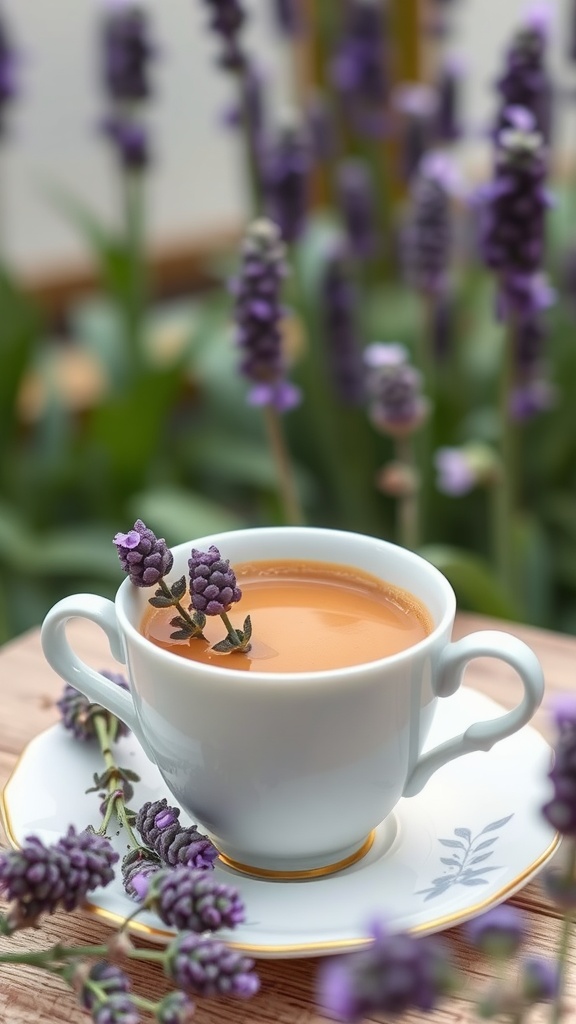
[41,527,545,874]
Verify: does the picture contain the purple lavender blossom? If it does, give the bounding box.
[480,107,550,313]
[403,151,455,295]
[521,957,560,1003]
[156,992,196,1024]
[0,11,17,136]
[317,920,452,1022]
[364,343,429,437]
[113,519,173,587]
[188,545,242,616]
[542,694,576,834]
[142,866,246,932]
[394,84,437,180]
[135,798,218,871]
[57,670,130,742]
[80,961,136,1024]
[465,905,525,956]
[201,0,247,72]
[435,443,499,496]
[264,117,311,245]
[0,828,118,929]
[102,115,149,170]
[319,241,365,405]
[101,2,155,103]
[337,160,378,261]
[121,846,161,900]
[332,0,389,138]
[272,0,302,37]
[233,218,301,412]
[164,932,259,998]
[495,4,553,141]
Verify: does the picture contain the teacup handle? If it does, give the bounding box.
[41,594,157,764]
[403,630,544,797]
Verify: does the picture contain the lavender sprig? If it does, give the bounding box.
[188,545,251,654]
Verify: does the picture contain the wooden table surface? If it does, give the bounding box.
[0,614,574,1023]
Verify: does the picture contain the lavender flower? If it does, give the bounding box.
[141,867,245,932]
[264,117,311,245]
[495,4,553,141]
[521,957,560,1003]
[57,671,130,742]
[337,160,378,261]
[102,115,149,170]
[319,241,365,405]
[164,932,259,998]
[233,218,301,412]
[272,0,301,37]
[101,3,155,103]
[0,828,118,929]
[480,107,550,316]
[113,519,173,588]
[364,344,429,437]
[403,152,455,295]
[542,694,576,834]
[201,0,246,72]
[435,444,499,496]
[317,920,452,1022]
[156,992,196,1024]
[332,0,389,138]
[121,847,161,900]
[393,84,437,180]
[135,798,218,870]
[188,545,241,616]
[0,11,17,136]
[80,962,138,1024]
[465,905,525,957]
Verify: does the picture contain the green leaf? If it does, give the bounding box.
[170,576,187,600]
[129,487,245,545]
[149,595,174,608]
[418,545,522,621]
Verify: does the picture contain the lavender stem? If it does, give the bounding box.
[395,434,419,550]
[262,402,305,525]
[158,578,205,636]
[93,713,140,849]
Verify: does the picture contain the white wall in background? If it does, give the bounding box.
[1,0,574,274]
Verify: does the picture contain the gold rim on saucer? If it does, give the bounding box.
[215,830,376,880]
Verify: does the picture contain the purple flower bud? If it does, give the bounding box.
[332,0,389,139]
[101,3,155,103]
[113,519,173,588]
[201,0,246,72]
[264,117,311,245]
[521,956,560,1003]
[121,846,161,900]
[0,828,118,929]
[337,160,378,260]
[394,84,437,180]
[0,11,18,136]
[435,55,463,142]
[542,695,576,834]
[434,444,499,496]
[495,7,553,141]
[365,344,429,437]
[165,931,259,998]
[188,545,242,617]
[102,115,150,171]
[233,219,301,413]
[403,152,455,295]
[465,905,525,957]
[145,867,246,932]
[57,670,130,742]
[317,920,452,1022]
[271,0,302,37]
[156,991,196,1024]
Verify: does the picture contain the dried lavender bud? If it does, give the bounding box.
[121,847,161,900]
[0,828,118,929]
[337,160,378,261]
[317,920,453,1021]
[332,0,389,138]
[188,545,242,616]
[201,0,246,72]
[495,6,552,141]
[465,905,525,957]
[57,670,130,742]
[156,991,196,1024]
[364,344,429,437]
[233,218,301,412]
[113,519,174,588]
[264,116,311,245]
[101,3,155,103]
[319,242,365,405]
[164,931,259,998]
[143,867,245,932]
[102,115,150,171]
[135,799,217,871]
[403,151,454,295]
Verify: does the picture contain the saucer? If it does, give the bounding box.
[1,687,559,959]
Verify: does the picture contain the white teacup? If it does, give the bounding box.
[41,527,544,878]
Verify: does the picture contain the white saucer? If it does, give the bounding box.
[1,687,559,959]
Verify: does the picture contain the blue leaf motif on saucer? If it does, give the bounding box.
[416,814,514,901]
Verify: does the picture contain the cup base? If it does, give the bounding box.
[215,828,379,880]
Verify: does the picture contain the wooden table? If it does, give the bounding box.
[0,614,574,1023]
